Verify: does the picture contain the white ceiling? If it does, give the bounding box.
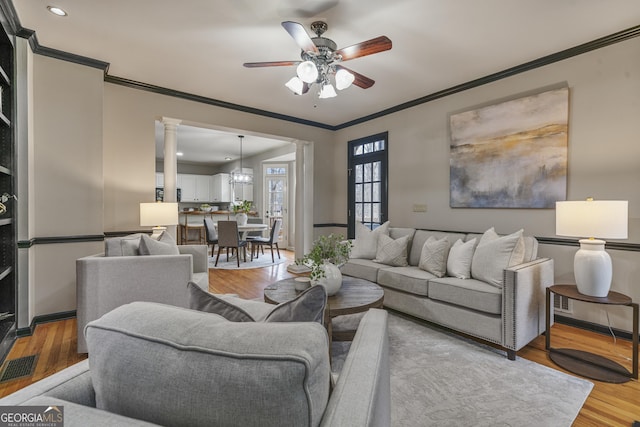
[11,0,640,156]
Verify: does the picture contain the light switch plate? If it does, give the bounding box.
[412,204,427,212]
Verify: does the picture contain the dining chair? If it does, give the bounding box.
[215,221,248,267]
[203,217,219,256]
[250,219,282,262]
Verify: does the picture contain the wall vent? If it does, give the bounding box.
[553,294,573,314]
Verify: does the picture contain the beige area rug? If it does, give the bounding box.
[332,312,593,427]
[208,252,287,270]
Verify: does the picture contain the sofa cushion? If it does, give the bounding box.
[139,232,180,256]
[104,233,143,257]
[188,282,327,324]
[428,277,502,315]
[350,221,390,259]
[418,236,450,278]
[341,259,384,283]
[408,230,467,266]
[446,238,477,279]
[471,228,525,288]
[377,266,432,296]
[85,302,330,427]
[374,234,410,267]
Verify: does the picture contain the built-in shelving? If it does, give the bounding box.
[0,19,16,364]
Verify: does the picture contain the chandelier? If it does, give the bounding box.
[284,22,354,99]
[230,135,253,185]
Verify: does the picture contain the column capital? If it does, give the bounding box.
[161,117,182,129]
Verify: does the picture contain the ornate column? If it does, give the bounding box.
[162,117,181,238]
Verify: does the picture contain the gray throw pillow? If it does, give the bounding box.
[188,282,327,324]
[139,232,180,255]
[104,233,143,257]
[374,233,410,267]
[419,236,450,277]
[471,228,525,288]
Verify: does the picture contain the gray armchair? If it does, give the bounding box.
[75,233,208,353]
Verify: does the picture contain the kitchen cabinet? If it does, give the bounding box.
[155,173,163,187]
[179,174,211,202]
[210,173,231,202]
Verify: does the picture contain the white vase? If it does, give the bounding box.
[235,212,248,226]
[314,262,342,296]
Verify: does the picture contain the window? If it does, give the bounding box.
[347,132,388,239]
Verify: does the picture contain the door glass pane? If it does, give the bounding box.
[364,204,371,223]
[354,145,363,156]
[355,164,363,183]
[363,183,371,202]
[355,183,363,202]
[364,163,372,182]
[372,183,381,202]
[373,161,381,181]
[355,203,362,221]
[372,203,381,222]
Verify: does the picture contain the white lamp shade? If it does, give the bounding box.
[285,76,304,95]
[555,200,628,239]
[318,82,337,99]
[335,68,355,90]
[296,61,318,84]
[140,202,179,227]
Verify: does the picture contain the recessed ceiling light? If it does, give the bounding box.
[225,157,232,161]
[176,152,184,156]
[47,6,68,16]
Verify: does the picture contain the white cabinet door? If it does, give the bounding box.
[233,183,253,202]
[210,173,231,202]
[156,173,164,187]
[179,174,197,202]
[195,175,210,202]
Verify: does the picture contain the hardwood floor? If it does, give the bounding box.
[0,249,638,426]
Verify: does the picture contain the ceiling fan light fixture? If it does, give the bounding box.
[319,82,337,99]
[297,60,318,83]
[285,76,305,95]
[335,69,355,90]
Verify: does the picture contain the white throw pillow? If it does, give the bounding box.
[471,228,525,288]
[446,238,477,279]
[350,221,390,259]
[419,236,450,278]
[374,233,410,267]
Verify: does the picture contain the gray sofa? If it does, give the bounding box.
[75,233,209,353]
[1,302,390,427]
[342,227,554,360]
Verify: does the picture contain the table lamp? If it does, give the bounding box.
[140,202,179,239]
[555,198,628,297]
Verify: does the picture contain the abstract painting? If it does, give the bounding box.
[449,87,569,208]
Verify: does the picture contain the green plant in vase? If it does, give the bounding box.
[232,200,252,214]
[296,234,352,284]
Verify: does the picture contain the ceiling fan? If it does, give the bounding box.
[243,21,392,98]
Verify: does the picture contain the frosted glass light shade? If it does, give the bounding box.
[296,61,318,83]
[318,82,337,99]
[555,199,628,297]
[285,76,304,95]
[335,68,355,90]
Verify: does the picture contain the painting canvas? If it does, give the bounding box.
[449,87,568,208]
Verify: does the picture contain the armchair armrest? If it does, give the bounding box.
[0,360,95,407]
[76,253,194,353]
[321,309,390,427]
[502,257,555,351]
[178,244,208,273]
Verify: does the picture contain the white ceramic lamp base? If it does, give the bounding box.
[574,239,612,297]
[150,226,167,240]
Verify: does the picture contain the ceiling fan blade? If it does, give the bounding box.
[336,36,392,61]
[282,21,319,54]
[335,65,375,89]
[243,61,299,68]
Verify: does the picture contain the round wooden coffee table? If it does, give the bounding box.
[264,276,384,342]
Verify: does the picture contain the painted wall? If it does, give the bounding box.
[331,36,640,330]
[103,83,334,233]
[28,54,104,320]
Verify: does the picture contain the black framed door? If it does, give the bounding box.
[347,132,388,239]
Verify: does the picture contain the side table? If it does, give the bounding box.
[546,284,638,383]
